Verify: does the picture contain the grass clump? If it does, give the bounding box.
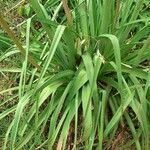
[0,0,150,149]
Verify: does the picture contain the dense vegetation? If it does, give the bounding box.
[0,0,150,149]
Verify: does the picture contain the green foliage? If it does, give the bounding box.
[0,0,150,149]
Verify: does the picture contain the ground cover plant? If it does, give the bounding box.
[0,0,150,149]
